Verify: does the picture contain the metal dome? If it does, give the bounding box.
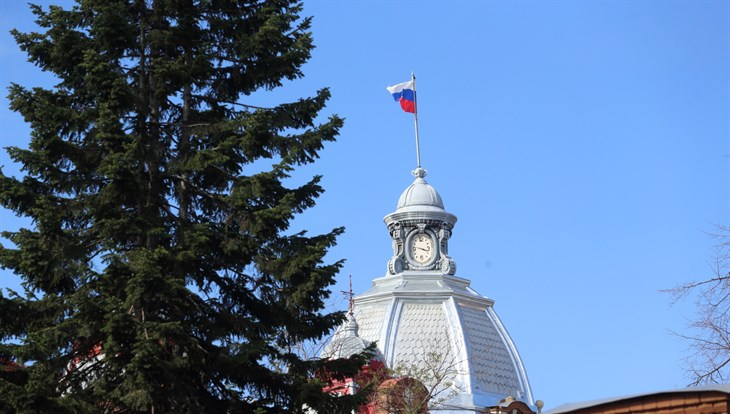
[351,271,534,412]
[321,312,372,360]
[395,167,446,213]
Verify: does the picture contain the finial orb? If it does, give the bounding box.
[412,167,427,178]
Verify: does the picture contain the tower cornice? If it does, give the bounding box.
[355,272,495,308]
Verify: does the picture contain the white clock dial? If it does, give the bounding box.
[411,234,433,264]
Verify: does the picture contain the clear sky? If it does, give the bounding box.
[1,0,729,410]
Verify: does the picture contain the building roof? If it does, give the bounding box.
[353,271,533,411]
[546,384,730,414]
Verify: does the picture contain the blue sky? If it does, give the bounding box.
[1,0,729,409]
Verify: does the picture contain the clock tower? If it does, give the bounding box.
[338,167,535,413]
[385,167,457,275]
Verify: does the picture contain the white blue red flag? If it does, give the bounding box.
[386,80,416,113]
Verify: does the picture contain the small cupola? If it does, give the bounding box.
[321,312,372,360]
[384,168,457,275]
[396,167,445,212]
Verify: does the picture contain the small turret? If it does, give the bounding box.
[384,168,457,275]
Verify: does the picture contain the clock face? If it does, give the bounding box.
[411,234,433,264]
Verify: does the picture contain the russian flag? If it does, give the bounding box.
[386,80,416,113]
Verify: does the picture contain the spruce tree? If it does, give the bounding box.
[0,1,365,412]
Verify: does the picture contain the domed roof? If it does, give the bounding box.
[395,168,445,212]
[321,313,372,360]
[395,167,456,217]
[352,273,534,411]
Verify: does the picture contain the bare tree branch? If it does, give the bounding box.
[667,224,730,385]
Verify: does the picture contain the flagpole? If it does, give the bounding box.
[412,72,422,169]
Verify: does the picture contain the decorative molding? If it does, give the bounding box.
[386,217,457,275]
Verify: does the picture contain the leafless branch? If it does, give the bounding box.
[666,224,730,385]
[375,335,465,413]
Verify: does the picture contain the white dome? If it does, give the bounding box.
[393,167,449,215]
[396,177,444,210]
[352,272,534,411]
[321,313,372,360]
